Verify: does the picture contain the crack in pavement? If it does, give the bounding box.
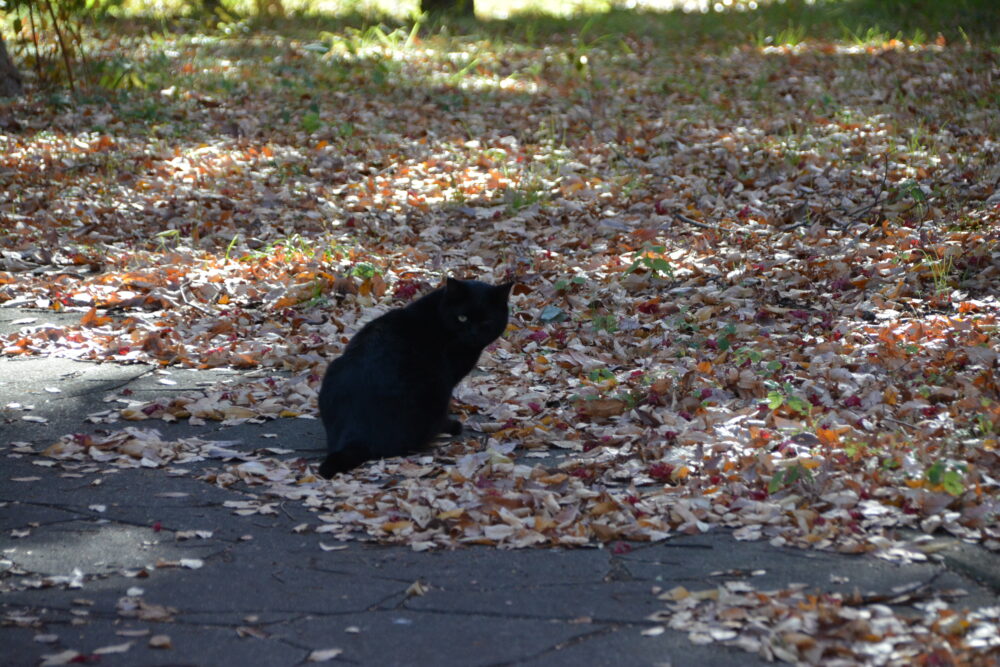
[398,604,660,628]
[484,624,621,667]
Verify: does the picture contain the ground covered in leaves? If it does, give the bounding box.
[2,12,999,664]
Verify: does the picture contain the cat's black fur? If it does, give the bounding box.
[317,278,513,477]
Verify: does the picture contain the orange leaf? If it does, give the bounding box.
[816,428,841,446]
[538,473,568,485]
[80,307,111,328]
[578,398,628,418]
[651,377,671,394]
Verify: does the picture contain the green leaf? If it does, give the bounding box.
[767,469,785,494]
[785,465,800,485]
[650,258,672,273]
[941,470,964,496]
[767,391,784,410]
[588,368,614,382]
[787,396,809,415]
[926,461,944,485]
[351,262,378,279]
[540,305,568,323]
[301,112,322,134]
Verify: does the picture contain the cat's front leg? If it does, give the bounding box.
[441,417,463,436]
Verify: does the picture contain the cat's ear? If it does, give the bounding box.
[444,277,465,300]
[498,281,515,297]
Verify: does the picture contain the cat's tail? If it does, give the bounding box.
[318,448,368,479]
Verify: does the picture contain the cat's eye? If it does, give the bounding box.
[457,315,468,323]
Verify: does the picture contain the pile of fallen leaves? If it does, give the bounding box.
[649,578,1000,664]
[2,21,999,663]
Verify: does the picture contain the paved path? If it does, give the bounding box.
[1,309,998,666]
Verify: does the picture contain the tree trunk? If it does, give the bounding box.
[421,0,475,18]
[0,34,23,98]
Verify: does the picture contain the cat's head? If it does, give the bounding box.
[440,278,513,347]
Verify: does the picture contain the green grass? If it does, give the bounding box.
[20,0,998,47]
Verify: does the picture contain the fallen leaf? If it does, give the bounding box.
[308,648,343,662]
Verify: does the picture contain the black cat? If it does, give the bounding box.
[317,278,513,477]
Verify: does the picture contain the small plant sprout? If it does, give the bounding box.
[764,380,811,416]
[587,368,616,384]
[553,276,586,292]
[626,244,674,279]
[734,346,763,364]
[591,314,618,334]
[716,323,737,351]
[351,262,380,279]
[768,462,813,494]
[924,460,967,496]
[155,229,181,251]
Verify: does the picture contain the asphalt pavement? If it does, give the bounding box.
[1,308,998,666]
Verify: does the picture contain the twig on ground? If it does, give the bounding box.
[845,154,891,228]
[846,572,943,606]
[177,283,216,316]
[780,218,813,232]
[673,212,729,233]
[882,415,919,431]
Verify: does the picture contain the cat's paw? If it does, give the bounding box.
[319,451,364,478]
[443,418,463,436]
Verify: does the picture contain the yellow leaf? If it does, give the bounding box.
[590,501,617,516]
[381,521,413,534]
[534,515,556,532]
[659,586,690,601]
[883,387,898,406]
